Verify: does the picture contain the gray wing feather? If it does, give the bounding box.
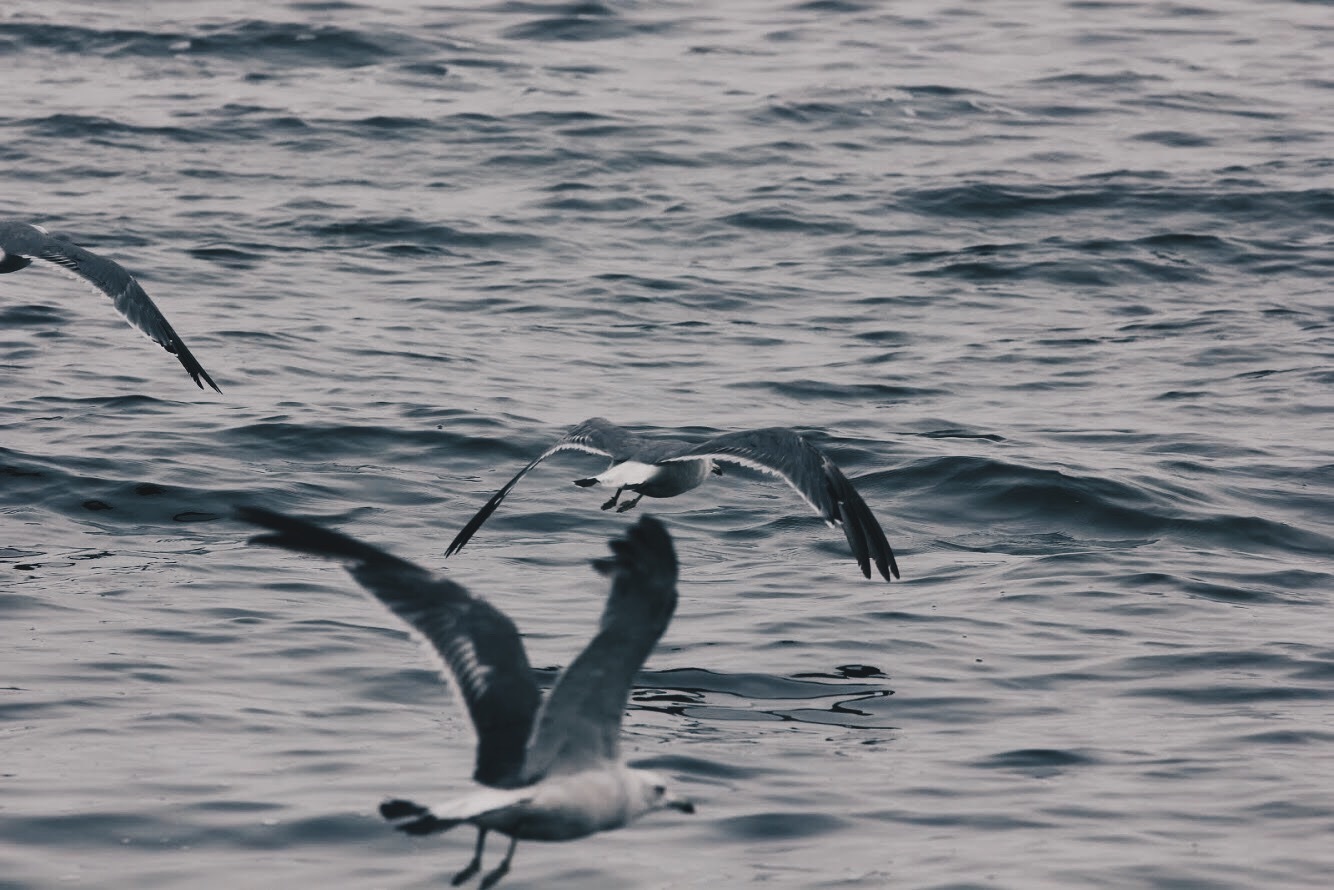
[237,506,541,788]
[520,515,678,781]
[0,220,220,392]
[665,428,900,582]
[444,418,642,557]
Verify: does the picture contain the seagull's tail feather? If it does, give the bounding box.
[380,799,463,836]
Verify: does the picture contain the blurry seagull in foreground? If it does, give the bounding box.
[446,417,900,583]
[237,507,693,889]
[0,220,220,392]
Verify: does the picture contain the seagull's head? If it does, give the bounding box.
[631,769,695,816]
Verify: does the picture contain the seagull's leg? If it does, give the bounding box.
[614,493,644,513]
[451,828,488,886]
[599,487,624,510]
[479,836,518,890]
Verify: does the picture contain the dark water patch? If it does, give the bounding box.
[904,455,1164,531]
[721,208,856,235]
[540,194,651,212]
[512,109,616,127]
[398,60,451,77]
[975,748,1099,774]
[908,455,1332,559]
[300,217,544,252]
[1117,648,1308,675]
[740,378,943,403]
[183,20,406,68]
[903,232,1250,284]
[191,812,377,849]
[717,811,847,841]
[1124,685,1331,705]
[0,811,175,848]
[23,113,232,146]
[501,5,675,43]
[0,22,178,58]
[918,428,1006,442]
[1140,88,1287,121]
[1032,68,1168,89]
[877,696,1009,724]
[794,664,887,680]
[941,531,1152,556]
[349,114,435,132]
[866,807,1053,830]
[0,304,68,326]
[126,626,244,646]
[792,0,876,12]
[896,180,1334,227]
[1238,729,1334,746]
[1287,655,1334,682]
[188,799,284,814]
[186,245,264,269]
[590,272,698,292]
[1133,130,1215,147]
[221,421,470,461]
[1168,514,1333,560]
[628,753,773,780]
[634,667,887,702]
[1243,800,1334,822]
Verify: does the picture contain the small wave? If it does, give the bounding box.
[501,5,674,43]
[716,811,848,841]
[299,216,545,253]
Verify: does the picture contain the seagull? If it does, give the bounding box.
[0,220,220,392]
[445,417,900,583]
[237,507,694,889]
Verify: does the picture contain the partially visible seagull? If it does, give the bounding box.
[445,417,900,583]
[0,220,220,392]
[238,507,694,889]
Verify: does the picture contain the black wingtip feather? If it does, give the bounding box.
[235,505,403,569]
[594,514,677,578]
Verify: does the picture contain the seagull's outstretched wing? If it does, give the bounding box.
[521,515,678,782]
[445,418,643,558]
[237,506,542,788]
[0,220,220,392]
[666,428,900,582]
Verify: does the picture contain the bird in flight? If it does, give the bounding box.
[0,220,220,392]
[238,507,694,889]
[445,417,900,582]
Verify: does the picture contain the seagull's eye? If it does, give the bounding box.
[653,784,666,797]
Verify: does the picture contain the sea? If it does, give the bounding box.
[1,1,1331,888]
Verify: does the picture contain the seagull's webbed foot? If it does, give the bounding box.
[451,828,488,886]
[479,836,518,890]
[599,487,624,510]
[614,493,643,513]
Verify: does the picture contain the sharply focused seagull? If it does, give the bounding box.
[0,220,220,392]
[445,417,900,583]
[238,507,694,889]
